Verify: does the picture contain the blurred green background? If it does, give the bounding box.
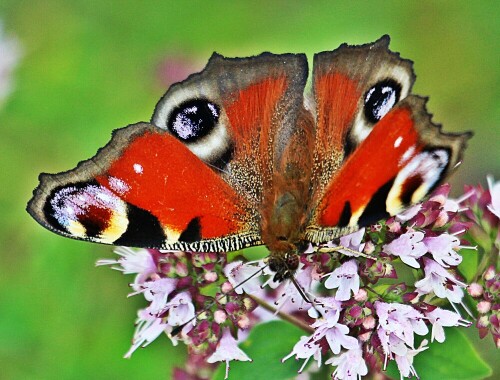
[0,1,498,379]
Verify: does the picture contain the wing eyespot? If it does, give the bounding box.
[364,79,402,123]
[167,98,220,142]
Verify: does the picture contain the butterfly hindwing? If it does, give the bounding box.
[305,95,471,243]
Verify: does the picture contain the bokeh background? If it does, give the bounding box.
[0,1,498,379]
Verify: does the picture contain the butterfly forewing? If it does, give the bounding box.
[28,53,309,251]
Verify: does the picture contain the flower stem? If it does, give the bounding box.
[248,294,314,334]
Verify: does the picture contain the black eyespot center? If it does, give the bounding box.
[364,79,402,124]
[167,98,220,142]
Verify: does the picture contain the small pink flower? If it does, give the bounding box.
[375,302,428,349]
[308,297,342,323]
[274,266,314,311]
[309,297,357,354]
[326,344,368,380]
[312,320,358,354]
[338,228,366,256]
[134,277,178,316]
[125,309,170,358]
[394,340,428,379]
[224,261,263,295]
[324,260,360,301]
[415,258,466,303]
[423,234,463,267]
[354,288,368,302]
[362,315,376,330]
[165,292,196,326]
[207,328,252,379]
[97,247,157,283]
[426,307,469,343]
[383,231,427,268]
[282,335,322,373]
[237,315,250,329]
[204,271,218,282]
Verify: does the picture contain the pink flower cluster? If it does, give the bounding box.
[98,179,499,379]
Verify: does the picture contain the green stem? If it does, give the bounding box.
[249,294,314,334]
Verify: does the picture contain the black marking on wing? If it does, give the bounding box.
[338,201,352,227]
[178,217,202,242]
[358,179,394,226]
[114,204,165,247]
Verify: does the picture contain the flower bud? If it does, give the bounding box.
[221,281,233,294]
[362,315,376,330]
[467,283,483,297]
[484,266,496,281]
[354,288,368,302]
[477,301,491,314]
[237,315,250,329]
[204,271,218,283]
[214,310,227,324]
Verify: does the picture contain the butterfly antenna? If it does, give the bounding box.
[171,264,268,336]
[289,275,312,304]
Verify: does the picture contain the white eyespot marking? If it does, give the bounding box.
[173,106,199,139]
[387,149,450,215]
[49,184,128,244]
[133,163,143,174]
[207,103,218,117]
[394,136,403,148]
[365,84,398,121]
[108,176,130,195]
[188,122,231,162]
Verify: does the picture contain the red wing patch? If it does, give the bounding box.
[315,103,419,227]
[97,131,254,241]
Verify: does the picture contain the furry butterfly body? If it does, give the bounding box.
[27,36,470,281]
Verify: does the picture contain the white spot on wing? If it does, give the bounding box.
[394,136,403,148]
[108,176,130,195]
[133,163,143,174]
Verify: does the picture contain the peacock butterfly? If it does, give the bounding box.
[27,36,471,281]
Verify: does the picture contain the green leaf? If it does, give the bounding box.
[212,321,307,380]
[386,329,492,380]
[458,247,479,283]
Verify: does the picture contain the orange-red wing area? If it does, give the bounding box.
[312,102,421,228]
[314,72,361,153]
[97,130,253,241]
